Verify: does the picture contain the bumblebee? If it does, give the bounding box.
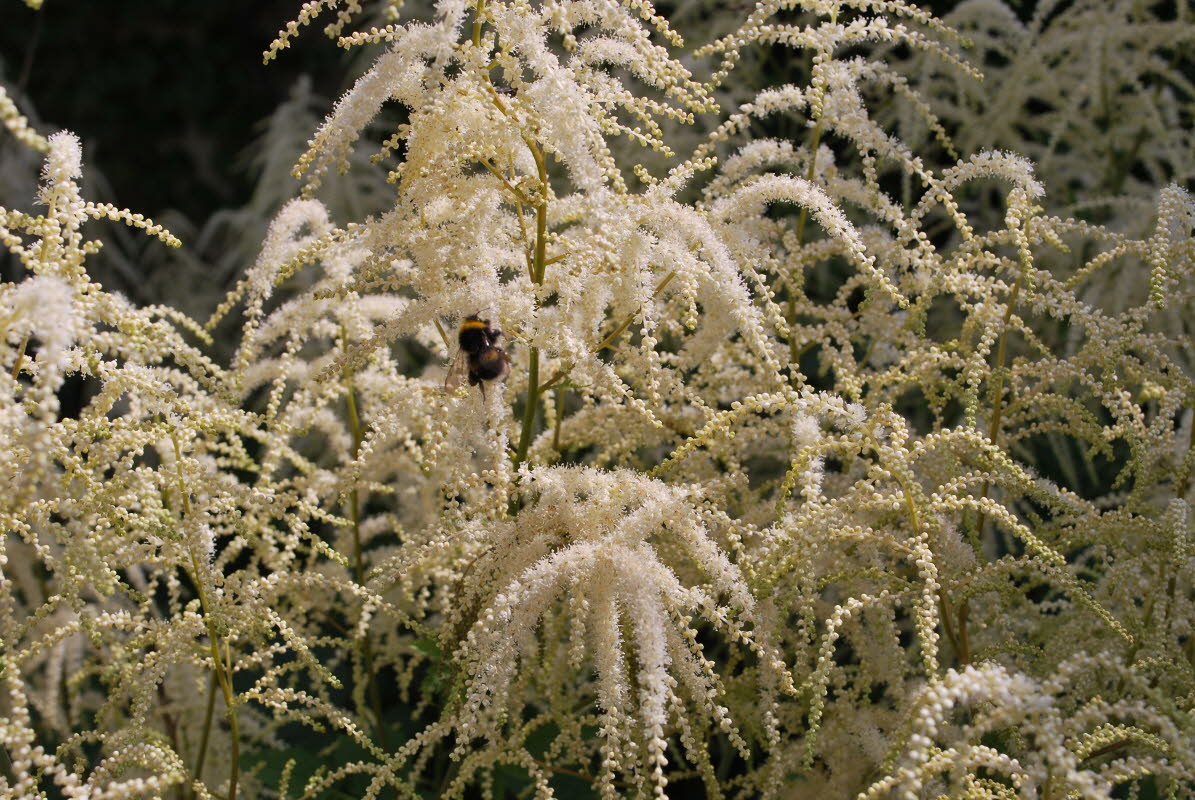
[444,314,511,397]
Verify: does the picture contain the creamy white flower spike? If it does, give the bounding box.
[2,1,1194,798]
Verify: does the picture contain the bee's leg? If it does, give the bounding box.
[479,381,487,400]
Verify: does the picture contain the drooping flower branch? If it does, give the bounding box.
[1,1,1193,798]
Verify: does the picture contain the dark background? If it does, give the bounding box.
[0,0,976,227]
[0,0,352,220]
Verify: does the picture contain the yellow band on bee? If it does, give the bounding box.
[460,319,487,332]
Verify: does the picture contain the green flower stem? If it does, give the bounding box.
[191,672,217,799]
[469,13,549,472]
[10,335,28,381]
[595,272,675,353]
[342,339,390,751]
[187,550,240,800]
[530,144,548,284]
[786,111,826,369]
[970,270,1025,544]
[512,139,549,470]
[1179,406,1195,500]
[893,452,952,673]
[172,430,241,800]
[471,0,485,48]
[514,346,541,468]
[535,271,677,394]
[952,269,1027,666]
[477,157,533,208]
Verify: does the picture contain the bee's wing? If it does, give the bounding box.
[444,348,470,392]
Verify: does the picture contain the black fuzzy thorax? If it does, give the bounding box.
[459,315,500,353]
[459,325,491,353]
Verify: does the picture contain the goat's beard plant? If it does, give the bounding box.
[2,0,1194,798]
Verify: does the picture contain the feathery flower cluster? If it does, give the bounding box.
[2,1,1194,798]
